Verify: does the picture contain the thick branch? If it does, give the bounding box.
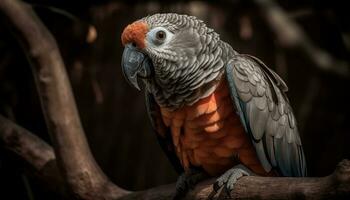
[1,115,350,199]
[0,0,127,199]
[254,0,350,78]
[121,160,350,200]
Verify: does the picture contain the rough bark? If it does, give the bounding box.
[1,117,350,200]
[0,0,350,200]
[118,161,350,199]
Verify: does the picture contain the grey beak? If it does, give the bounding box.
[121,44,152,90]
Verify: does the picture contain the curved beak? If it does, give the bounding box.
[121,44,153,90]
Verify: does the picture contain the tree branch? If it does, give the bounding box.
[0,115,55,178]
[0,0,127,199]
[120,160,350,199]
[254,0,350,78]
[0,114,65,194]
[1,115,349,200]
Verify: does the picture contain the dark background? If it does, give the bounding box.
[0,0,349,199]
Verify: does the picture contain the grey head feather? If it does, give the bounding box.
[139,13,236,109]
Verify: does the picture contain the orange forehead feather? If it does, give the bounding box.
[121,21,148,49]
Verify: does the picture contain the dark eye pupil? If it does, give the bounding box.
[156,31,166,40]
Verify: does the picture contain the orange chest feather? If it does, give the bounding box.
[159,82,267,176]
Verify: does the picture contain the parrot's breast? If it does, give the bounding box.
[160,80,269,176]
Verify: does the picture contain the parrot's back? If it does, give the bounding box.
[159,79,271,176]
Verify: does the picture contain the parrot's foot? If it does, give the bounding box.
[173,168,208,200]
[211,164,255,198]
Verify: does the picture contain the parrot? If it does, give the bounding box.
[121,13,307,198]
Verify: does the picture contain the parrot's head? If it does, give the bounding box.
[121,13,234,109]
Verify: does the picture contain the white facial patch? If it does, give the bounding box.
[146,27,174,48]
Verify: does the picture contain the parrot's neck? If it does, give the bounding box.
[147,71,224,111]
[147,41,237,110]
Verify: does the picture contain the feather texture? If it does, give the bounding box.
[225,54,307,177]
[128,13,307,178]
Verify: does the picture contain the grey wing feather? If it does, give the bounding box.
[225,54,307,177]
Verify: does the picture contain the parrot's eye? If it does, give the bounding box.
[147,27,173,46]
[156,30,166,41]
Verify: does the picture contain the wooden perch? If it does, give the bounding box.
[122,161,350,200]
[1,115,350,200]
[0,0,349,199]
